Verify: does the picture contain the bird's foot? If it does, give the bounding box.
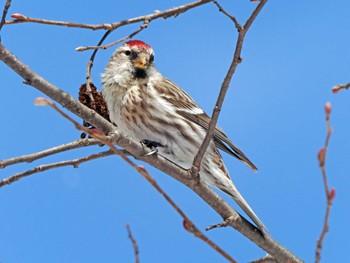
[140,139,163,156]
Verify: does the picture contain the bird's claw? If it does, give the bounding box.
[140,139,163,156]
[144,149,158,156]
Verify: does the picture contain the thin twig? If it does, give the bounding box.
[191,0,267,174]
[77,20,149,52]
[83,30,112,109]
[315,102,335,263]
[332,82,350,93]
[0,150,114,188]
[126,224,140,263]
[136,166,238,263]
[249,255,278,263]
[0,138,102,168]
[6,0,213,30]
[213,1,240,29]
[0,0,11,31]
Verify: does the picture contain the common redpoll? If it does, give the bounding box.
[101,40,267,233]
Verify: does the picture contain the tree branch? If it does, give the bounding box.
[126,224,140,263]
[0,150,114,187]
[332,82,350,93]
[315,102,335,263]
[6,0,213,30]
[76,20,149,52]
[0,0,11,31]
[0,138,102,168]
[191,0,266,178]
[137,165,238,263]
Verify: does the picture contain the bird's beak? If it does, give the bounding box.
[133,55,148,70]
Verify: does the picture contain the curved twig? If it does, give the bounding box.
[0,0,11,31]
[0,138,102,168]
[192,0,266,178]
[315,103,335,263]
[126,224,140,263]
[6,0,213,30]
[0,150,114,188]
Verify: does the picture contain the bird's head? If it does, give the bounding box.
[109,40,155,78]
[124,40,154,70]
[102,40,157,89]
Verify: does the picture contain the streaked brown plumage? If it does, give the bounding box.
[101,40,267,233]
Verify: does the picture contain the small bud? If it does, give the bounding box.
[332,85,341,94]
[11,13,26,19]
[328,187,336,202]
[317,148,326,166]
[325,102,331,119]
[34,97,50,106]
[183,219,190,232]
[75,46,84,52]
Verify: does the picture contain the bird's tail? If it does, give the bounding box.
[221,184,268,235]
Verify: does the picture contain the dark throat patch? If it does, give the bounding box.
[134,69,147,79]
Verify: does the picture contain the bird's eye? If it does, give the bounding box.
[124,50,131,56]
[149,54,154,63]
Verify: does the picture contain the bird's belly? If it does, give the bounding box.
[117,116,198,169]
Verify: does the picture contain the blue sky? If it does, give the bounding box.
[1,0,350,262]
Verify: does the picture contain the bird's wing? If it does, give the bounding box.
[157,78,257,171]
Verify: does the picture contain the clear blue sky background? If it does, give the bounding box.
[1,0,349,262]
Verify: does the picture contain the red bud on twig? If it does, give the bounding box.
[325,102,331,120]
[332,85,341,94]
[34,97,50,106]
[11,13,26,19]
[328,187,336,203]
[317,148,326,167]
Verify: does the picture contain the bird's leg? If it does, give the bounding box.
[140,139,164,156]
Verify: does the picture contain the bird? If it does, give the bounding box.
[101,40,267,233]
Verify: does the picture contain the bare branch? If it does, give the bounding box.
[7,13,113,29]
[250,255,278,263]
[315,102,335,263]
[0,150,114,188]
[136,165,237,263]
[213,1,240,29]
[0,138,101,168]
[126,224,140,263]
[0,0,11,31]
[191,0,266,175]
[332,82,350,93]
[76,20,149,52]
[6,0,213,30]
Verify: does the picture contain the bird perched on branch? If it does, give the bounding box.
[101,40,267,234]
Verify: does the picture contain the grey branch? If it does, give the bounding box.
[0,138,102,168]
[6,0,213,30]
[0,0,11,31]
[191,0,267,179]
[0,150,114,187]
[126,224,140,263]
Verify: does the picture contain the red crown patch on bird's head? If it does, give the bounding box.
[125,40,152,50]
